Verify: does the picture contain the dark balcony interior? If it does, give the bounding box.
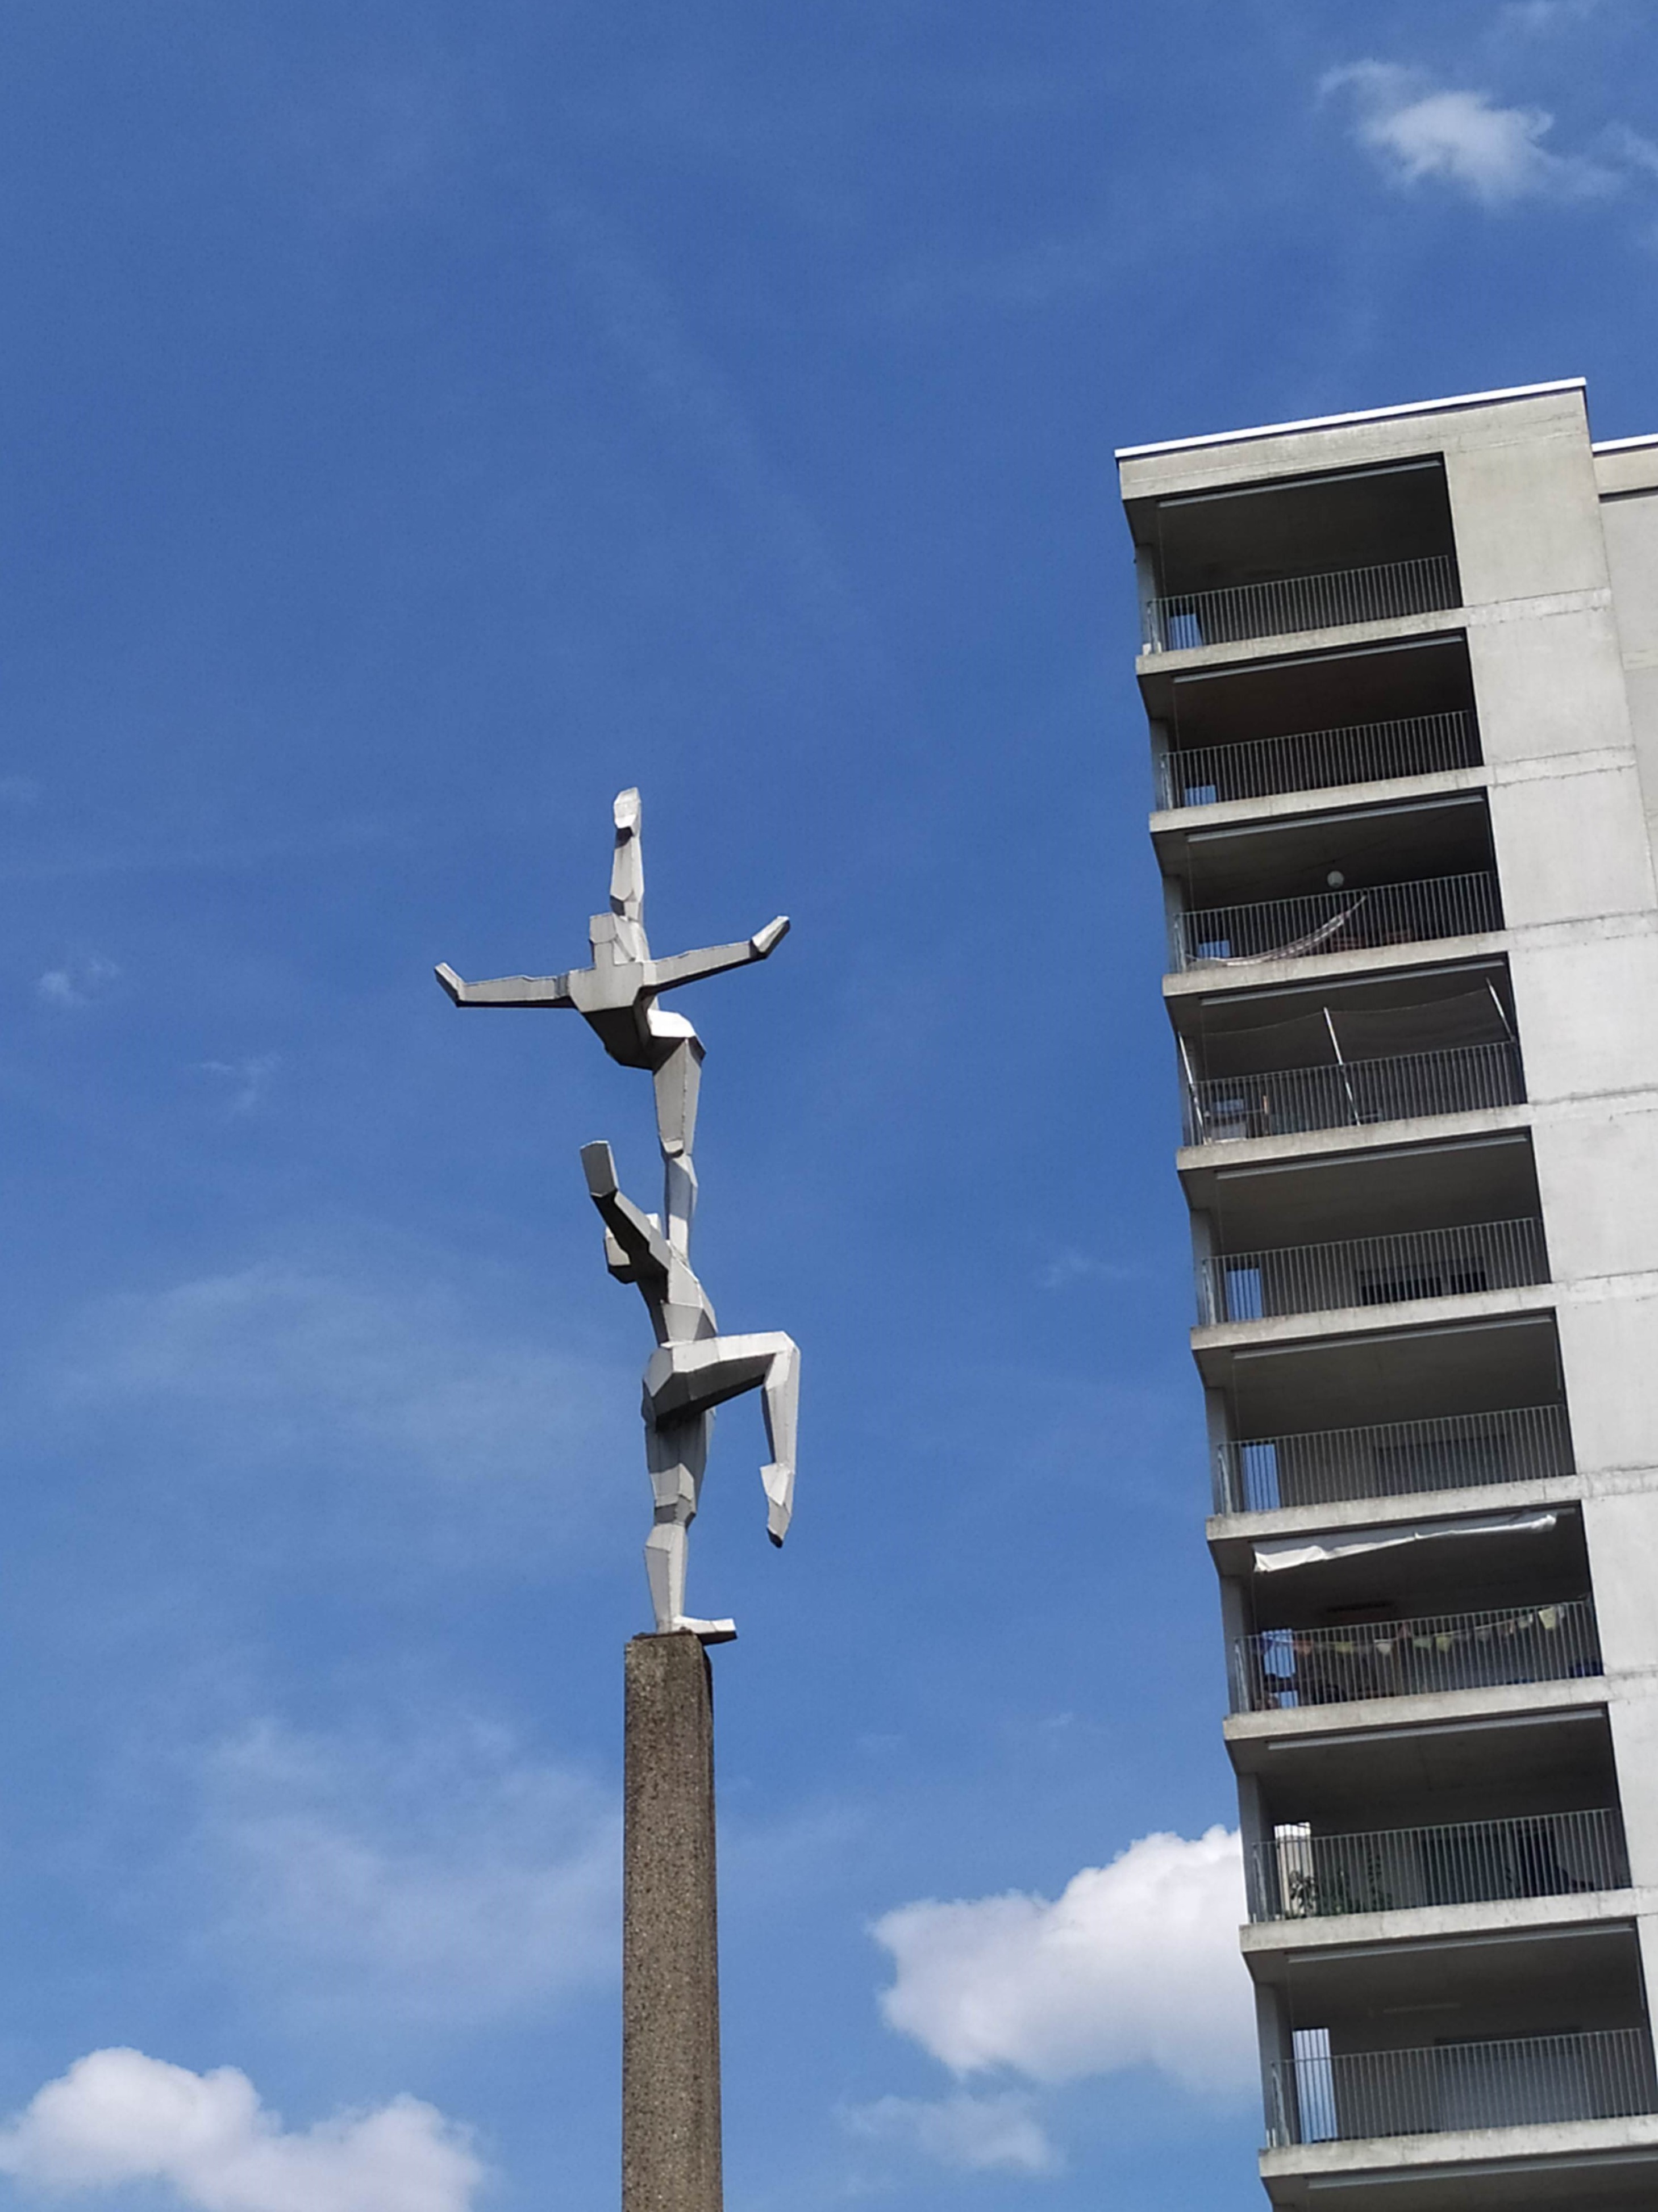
[1243,1502,1591,1645]
[1204,1130,1540,1257]
[1281,1920,1645,2060]
[1174,962,1522,1145]
[1177,963,1516,1087]
[1151,635,1480,809]
[1139,457,1457,602]
[1257,1708,1620,1840]
[1219,1312,1564,1440]
[1173,792,1495,915]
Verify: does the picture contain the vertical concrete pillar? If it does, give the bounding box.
[623,1631,722,2212]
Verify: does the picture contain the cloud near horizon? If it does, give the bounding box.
[873,1826,1253,2098]
[0,2048,483,2212]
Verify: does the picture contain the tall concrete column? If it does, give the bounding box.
[623,1631,722,2212]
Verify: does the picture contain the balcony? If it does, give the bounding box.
[1184,1040,1523,1146]
[1173,871,1499,973]
[1198,1218,1548,1328]
[1268,2027,1657,2148]
[1156,708,1478,811]
[1145,554,1459,654]
[1232,1597,1600,1714]
[1214,1404,1572,1514]
[1247,1806,1627,1923]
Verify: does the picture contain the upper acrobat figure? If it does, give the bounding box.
[436,787,788,1255]
[435,786,788,1061]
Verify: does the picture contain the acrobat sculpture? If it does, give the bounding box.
[436,790,799,1643]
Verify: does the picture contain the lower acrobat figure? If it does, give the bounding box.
[581,1141,799,1644]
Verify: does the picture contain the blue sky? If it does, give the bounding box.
[0,2,1655,2207]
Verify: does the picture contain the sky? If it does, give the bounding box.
[0,2,1655,2207]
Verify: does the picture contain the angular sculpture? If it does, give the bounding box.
[436,788,799,1642]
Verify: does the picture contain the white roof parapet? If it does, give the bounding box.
[1593,432,1658,453]
[1115,378,1587,464]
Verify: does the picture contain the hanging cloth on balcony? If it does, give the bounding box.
[1328,987,1512,1060]
[1253,1509,1556,1574]
[1209,898,1367,965]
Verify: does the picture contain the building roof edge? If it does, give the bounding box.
[1115,379,1588,465]
[1592,432,1658,454]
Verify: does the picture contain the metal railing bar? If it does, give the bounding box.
[1213,1404,1573,1515]
[1183,1039,1524,1146]
[1267,2026,1657,2147]
[1247,1806,1628,1922]
[1173,871,1501,973]
[1145,553,1460,654]
[1158,709,1478,809]
[1232,1596,1599,1715]
[1197,1217,1548,1328]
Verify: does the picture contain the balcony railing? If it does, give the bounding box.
[1232,1597,1600,1714]
[1248,1807,1627,1923]
[1198,1218,1548,1327]
[1173,871,1500,971]
[1269,2027,1657,2148]
[1183,1040,1524,1146]
[1157,709,1478,810]
[1214,1404,1573,1515]
[1144,553,1459,653]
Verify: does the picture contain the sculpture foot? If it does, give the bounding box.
[673,1615,738,1645]
[762,1464,793,1547]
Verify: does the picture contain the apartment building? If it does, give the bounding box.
[1118,379,1658,2211]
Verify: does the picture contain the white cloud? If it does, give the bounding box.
[36,953,119,1007]
[1035,1248,1140,1292]
[844,2090,1057,2175]
[1607,123,1658,180]
[1323,61,1617,206]
[198,1053,281,1114]
[872,1827,1252,2097]
[0,2048,483,2212]
[202,1717,618,2026]
[1498,0,1602,31]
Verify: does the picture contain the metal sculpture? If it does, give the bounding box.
[437,790,799,1641]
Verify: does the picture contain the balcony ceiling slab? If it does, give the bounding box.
[1193,1286,1556,1379]
[1224,1677,1609,1772]
[1153,766,1489,846]
[1178,1107,1532,1197]
[1136,607,1471,691]
[1207,1472,1585,1572]
[1260,2112,1658,2204]
[1242,1887,1649,1983]
[1165,930,1510,1003]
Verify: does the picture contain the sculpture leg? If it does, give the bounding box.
[643,1408,734,1643]
[756,1336,799,1546]
[644,1331,801,1549]
[652,1033,703,1255]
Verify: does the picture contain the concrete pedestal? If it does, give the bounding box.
[623,1632,722,2212]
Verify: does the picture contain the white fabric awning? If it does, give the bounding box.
[1253,1510,1557,1575]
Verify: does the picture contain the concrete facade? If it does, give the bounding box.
[1120,381,1658,2210]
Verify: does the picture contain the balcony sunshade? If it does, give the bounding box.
[1194,988,1511,1079]
[1253,1509,1556,1574]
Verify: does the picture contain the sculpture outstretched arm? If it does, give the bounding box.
[435,963,574,1007]
[580,1140,673,1281]
[649,916,790,994]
